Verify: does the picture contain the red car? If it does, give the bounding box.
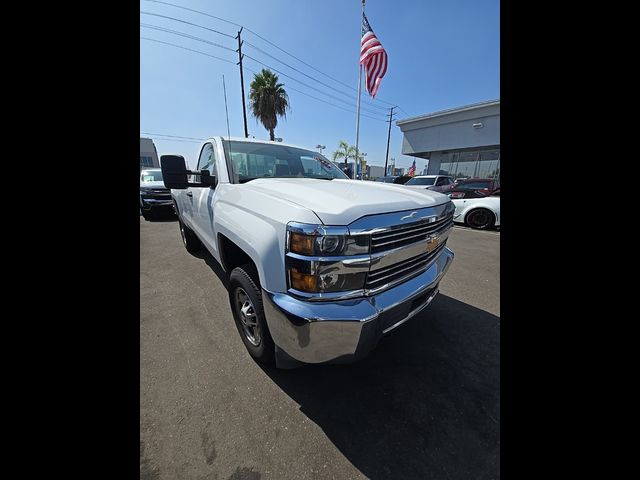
[443,178,500,198]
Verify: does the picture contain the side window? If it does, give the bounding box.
[197,143,217,176]
[436,177,448,186]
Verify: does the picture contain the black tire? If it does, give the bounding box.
[228,264,275,364]
[141,209,154,221]
[465,208,495,229]
[178,217,201,253]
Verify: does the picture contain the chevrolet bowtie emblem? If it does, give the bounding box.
[426,233,440,253]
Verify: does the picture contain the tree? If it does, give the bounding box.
[332,140,357,168]
[248,69,289,141]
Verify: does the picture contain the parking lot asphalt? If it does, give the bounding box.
[140,216,500,480]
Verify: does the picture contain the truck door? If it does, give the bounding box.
[191,141,219,256]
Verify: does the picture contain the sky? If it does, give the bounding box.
[140,0,500,171]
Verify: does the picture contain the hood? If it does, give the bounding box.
[244,178,450,225]
[140,181,168,190]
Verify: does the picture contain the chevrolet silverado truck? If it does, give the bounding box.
[140,168,174,220]
[161,138,455,368]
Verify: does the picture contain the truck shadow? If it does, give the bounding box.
[193,248,500,479]
[191,248,229,289]
[259,294,500,480]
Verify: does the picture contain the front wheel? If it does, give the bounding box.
[228,264,275,364]
[465,208,495,229]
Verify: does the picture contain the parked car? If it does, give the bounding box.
[140,168,175,220]
[393,175,413,185]
[376,176,397,183]
[444,178,500,195]
[450,189,500,229]
[404,175,455,192]
[161,137,455,368]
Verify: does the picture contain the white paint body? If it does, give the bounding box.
[172,137,451,294]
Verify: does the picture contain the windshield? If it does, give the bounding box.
[405,177,436,186]
[141,170,163,182]
[222,140,349,183]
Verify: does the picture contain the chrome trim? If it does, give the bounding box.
[262,246,454,364]
[286,254,370,276]
[284,204,455,299]
[369,223,452,271]
[382,288,439,334]
[348,202,454,236]
[285,252,371,265]
[370,216,452,244]
[365,244,447,295]
[287,288,366,302]
[286,222,349,238]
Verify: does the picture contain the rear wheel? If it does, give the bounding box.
[178,218,201,252]
[465,208,495,229]
[228,264,275,364]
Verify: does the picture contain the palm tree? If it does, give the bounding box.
[332,140,357,169]
[248,69,289,141]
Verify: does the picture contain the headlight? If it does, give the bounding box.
[286,223,370,297]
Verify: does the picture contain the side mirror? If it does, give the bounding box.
[161,155,189,189]
[199,170,217,188]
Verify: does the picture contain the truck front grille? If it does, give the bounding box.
[364,212,453,293]
[365,243,447,291]
[370,216,453,253]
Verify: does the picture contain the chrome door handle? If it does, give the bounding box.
[186,191,193,197]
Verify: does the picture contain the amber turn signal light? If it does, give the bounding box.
[290,269,318,292]
[289,232,315,255]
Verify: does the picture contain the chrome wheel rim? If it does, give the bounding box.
[235,288,261,346]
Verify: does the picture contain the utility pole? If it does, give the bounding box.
[384,106,396,178]
[236,27,249,138]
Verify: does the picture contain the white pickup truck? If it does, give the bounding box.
[161,137,455,368]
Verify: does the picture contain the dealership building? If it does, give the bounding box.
[396,99,500,179]
[140,137,160,171]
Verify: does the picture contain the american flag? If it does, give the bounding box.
[360,13,388,99]
[407,159,416,177]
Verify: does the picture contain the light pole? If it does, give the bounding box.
[316,144,326,154]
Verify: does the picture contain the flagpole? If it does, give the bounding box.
[354,0,365,180]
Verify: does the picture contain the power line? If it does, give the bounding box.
[144,136,202,144]
[243,65,385,123]
[140,24,236,52]
[397,107,412,118]
[142,0,242,28]
[243,54,386,117]
[244,40,388,111]
[243,27,398,108]
[142,34,386,123]
[142,21,385,117]
[140,11,235,38]
[141,0,399,109]
[140,37,236,64]
[141,132,205,141]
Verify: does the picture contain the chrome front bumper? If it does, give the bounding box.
[262,246,454,365]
